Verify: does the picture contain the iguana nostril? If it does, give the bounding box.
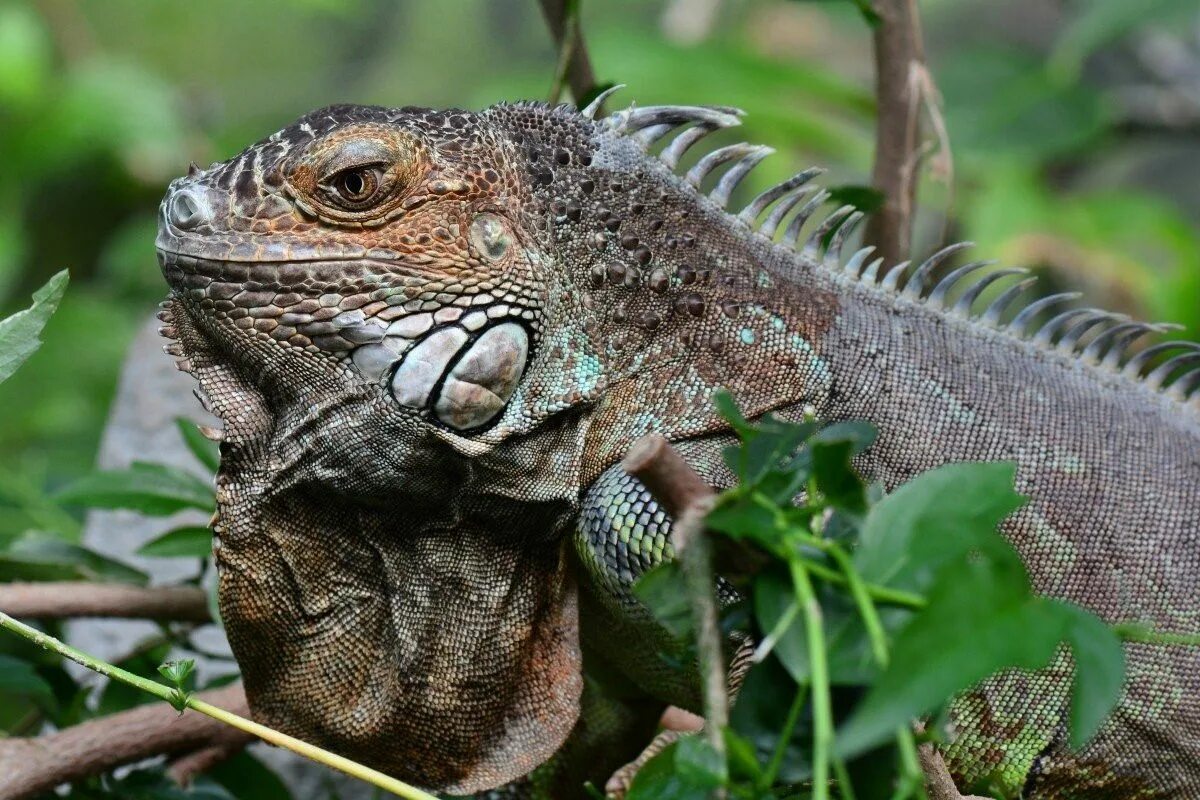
[168,188,209,230]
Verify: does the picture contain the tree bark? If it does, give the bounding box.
[865,0,927,265]
[0,582,211,622]
[0,684,251,800]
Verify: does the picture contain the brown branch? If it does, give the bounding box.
[167,725,254,786]
[865,0,927,264]
[0,582,211,623]
[623,435,727,767]
[918,742,990,800]
[538,0,599,105]
[0,684,252,800]
[623,435,714,523]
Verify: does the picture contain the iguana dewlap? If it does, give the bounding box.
[155,95,1200,798]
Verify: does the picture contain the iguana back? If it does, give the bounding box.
[155,96,1200,797]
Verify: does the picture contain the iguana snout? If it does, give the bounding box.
[156,104,549,436]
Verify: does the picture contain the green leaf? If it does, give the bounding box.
[1057,602,1126,748]
[714,390,757,438]
[633,561,692,640]
[0,269,67,384]
[136,526,213,559]
[836,552,1062,758]
[729,657,812,784]
[754,569,807,683]
[158,658,196,688]
[0,654,53,703]
[806,424,874,514]
[159,658,197,712]
[854,461,1025,593]
[626,735,726,799]
[208,751,295,800]
[755,567,884,687]
[0,534,147,584]
[175,418,220,473]
[56,461,214,515]
[99,768,238,799]
[707,494,786,556]
[723,727,763,783]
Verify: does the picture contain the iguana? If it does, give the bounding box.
[154,93,1200,799]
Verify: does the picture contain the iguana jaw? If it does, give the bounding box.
[157,292,586,792]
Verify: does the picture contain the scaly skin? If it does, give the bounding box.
[155,99,1200,798]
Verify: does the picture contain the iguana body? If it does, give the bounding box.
[154,97,1200,798]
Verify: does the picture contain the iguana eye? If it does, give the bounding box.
[329,166,382,208]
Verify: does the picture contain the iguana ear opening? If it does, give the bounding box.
[218,484,583,793]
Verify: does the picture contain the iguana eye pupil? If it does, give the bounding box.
[332,166,380,204]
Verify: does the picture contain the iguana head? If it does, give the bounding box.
[156,98,834,792]
[157,103,554,438]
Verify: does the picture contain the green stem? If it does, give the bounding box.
[833,756,859,800]
[824,544,925,800]
[748,491,923,610]
[798,555,926,611]
[752,598,800,663]
[760,680,807,789]
[790,558,832,800]
[891,728,926,800]
[825,544,889,667]
[0,612,441,800]
[1115,623,1200,648]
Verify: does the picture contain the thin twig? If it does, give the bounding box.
[624,435,728,769]
[0,612,440,800]
[538,0,598,105]
[865,0,928,264]
[0,683,248,800]
[918,743,989,800]
[0,581,211,622]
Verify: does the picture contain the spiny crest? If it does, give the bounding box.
[595,90,1200,406]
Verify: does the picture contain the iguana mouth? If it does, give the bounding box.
[158,248,538,434]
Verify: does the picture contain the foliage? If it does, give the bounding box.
[630,394,1125,799]
[0,270,66,382]
[0,1,1195,798]
[0,271,294,797]
[0,0,1195,492]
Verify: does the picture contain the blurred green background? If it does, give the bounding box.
[1,0,1197,532]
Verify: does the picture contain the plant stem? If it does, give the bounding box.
[676,497,730,766]
[0,611,441,800]
[833,756,860,800]
[798,555,926,610]
[789,558,832,800]
[825,542,925,799]
[760,680,807,789]
[891,728,926,800]
[751,598,800,664]
[826,544,889,667]
[1115,623,1200,648]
